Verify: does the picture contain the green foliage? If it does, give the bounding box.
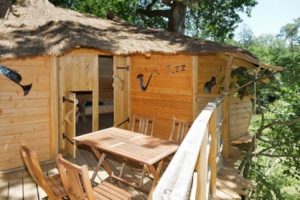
[50,0,143,25]
[49,0,257,40]
[187,0,257,41]
[232,19,300,200]
[278,17,300,53]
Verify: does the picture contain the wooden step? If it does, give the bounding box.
[213,166,254,200]
[231,135,253,145]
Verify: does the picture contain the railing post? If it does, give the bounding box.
[208,109,217,196]
[222,96,230,158]
[196,128,209,200]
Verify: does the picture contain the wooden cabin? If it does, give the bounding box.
[0,0,259,173]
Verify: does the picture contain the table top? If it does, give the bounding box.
[74,127,179,165]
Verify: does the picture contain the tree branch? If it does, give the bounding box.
[258,153,299,158]
[137,0,170,18]
[137,8,170,18]
[263,116,300,130]
[146,0,159,10]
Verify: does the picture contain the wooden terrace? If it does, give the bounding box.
[0,97,253,200]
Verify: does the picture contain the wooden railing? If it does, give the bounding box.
[153,96,226,200]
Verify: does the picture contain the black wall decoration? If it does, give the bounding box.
[136,69,160,92]
[204,76,216,94]
[0,65,32,96]
[136,64,187,92]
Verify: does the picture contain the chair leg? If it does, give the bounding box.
[119,162,126,178]
[91,153,106,182]
[139,164,147,187]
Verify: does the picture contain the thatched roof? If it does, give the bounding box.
[0,0,258,62]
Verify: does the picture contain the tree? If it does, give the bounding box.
[278,17,300,54]
[231,32,300,200]
[237,24,254,47]
[50,0,257,40]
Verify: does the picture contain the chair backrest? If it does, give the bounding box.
[169,117,192,143]
[131,114,155,136]
[56,154,94,200]
[20,144,58,199]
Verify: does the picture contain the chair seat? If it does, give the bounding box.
[93,181,132,200]
[46,174,67,198]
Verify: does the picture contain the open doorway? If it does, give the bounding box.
[76,56,114,136]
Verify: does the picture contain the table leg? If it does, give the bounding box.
[91,148,113,176]
[147,159,165,200]
[91,153,106,182]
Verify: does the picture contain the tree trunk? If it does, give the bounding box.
[168,1,187,34]
[0,0,11,18]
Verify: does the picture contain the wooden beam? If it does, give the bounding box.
[192,56,199,119]
[208,110,217,195]
[153,102,217,200]
[92,56,99,131]
[222,56,234,159]
[50,57,59,158]
[224,56,234,94]
[225,52,259,66]
[196,129,209,200]
[58,57,65,150]
[232,57,256,69]
[222,97,230,159]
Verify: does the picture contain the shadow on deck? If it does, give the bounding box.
[0,146,150,200]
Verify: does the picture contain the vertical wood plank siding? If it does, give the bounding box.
[130,54,193,139]
[0,57,51,170]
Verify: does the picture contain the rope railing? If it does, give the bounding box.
[153,96,225,200]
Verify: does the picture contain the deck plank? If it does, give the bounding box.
[0,177,9,200]
[36,184,47,200]
[8,178,23,200]
[23,177,39,200]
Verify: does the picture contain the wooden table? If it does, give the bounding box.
[74,127,179,195]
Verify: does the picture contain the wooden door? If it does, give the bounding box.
[113,56,130,129]
[64,92,78,157]
[58,54,98,152]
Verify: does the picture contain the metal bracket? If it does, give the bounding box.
[63,96,74,103]
[62,133,74,145]
[116,117,130,127]
[117,66,129,71]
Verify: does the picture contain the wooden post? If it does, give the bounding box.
[208,110,217,195]
[58,58,65,150]
[50,57,59,158]
[92,57,99,131]
[222,56,234,159]
[192,56,199,119]
[196,129,208,200]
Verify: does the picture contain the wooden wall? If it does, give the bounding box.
[229,96,252,139]
[130,54,193,139]
[0,57,52,170]
[198,55,227,95]
[196,56,227,113]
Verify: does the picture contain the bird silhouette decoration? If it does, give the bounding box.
[136,69,160,91]
[0,65,32,96]
[204,76,216,94]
